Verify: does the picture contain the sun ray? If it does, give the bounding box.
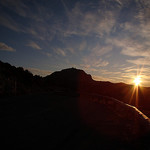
[129,65,144,108]
[129,86,136,105]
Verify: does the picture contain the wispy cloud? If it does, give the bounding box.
[92,75,111,82]
[106,37,150,58]
[92,74,124,83]
[91,45,112,57]
[0,13,23,32]
[80,44,112,71]
[81,58,109,70]
[0,42,15,52]
[79,41,87,51]
[27,41,42,50]
[27,68,51,77]
[0,0,54,41]
[55,48,66,57]
[93,59,109,67]
[0,0,28,17]
[44,52,51,57]
[127,58,150,66]
[62,1,117,37]
[1,0,150,44]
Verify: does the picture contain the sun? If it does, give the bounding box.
[134,76,141,86]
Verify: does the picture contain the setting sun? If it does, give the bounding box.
[134,76,141,86]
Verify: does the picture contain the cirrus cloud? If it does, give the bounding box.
[0,42,15,52]
[27,41,42,50]
[27,67,51,77]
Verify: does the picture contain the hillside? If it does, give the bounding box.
[44,67,150,113]
[0,60,150,149]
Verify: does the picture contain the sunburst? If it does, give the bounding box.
[134,76,141,86]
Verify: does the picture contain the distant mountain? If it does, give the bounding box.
[44,68,93,91]
[0,60,150,114]
[44,67,150,112]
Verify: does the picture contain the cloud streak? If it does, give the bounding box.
[55,48,66,57]
[127,58,150,66]
[27,41,42,50]
[0,42,15,52]
[62,1,118,37]
[27,68,51,77]
[0,13,23,32]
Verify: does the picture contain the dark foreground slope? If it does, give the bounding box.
[1,92,150,150]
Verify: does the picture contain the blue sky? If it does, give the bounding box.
[0,0,150,86]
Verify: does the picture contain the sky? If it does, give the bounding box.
[0,0,150,86]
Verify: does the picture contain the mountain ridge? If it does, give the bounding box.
[1,60,150,115]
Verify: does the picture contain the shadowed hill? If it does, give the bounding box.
[44,68,93,91]
[0,61,43,95]
[1,60,150,115]
[44,67,150,113]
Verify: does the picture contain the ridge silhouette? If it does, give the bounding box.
[44,67,93,91]
[0,60,150,114]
